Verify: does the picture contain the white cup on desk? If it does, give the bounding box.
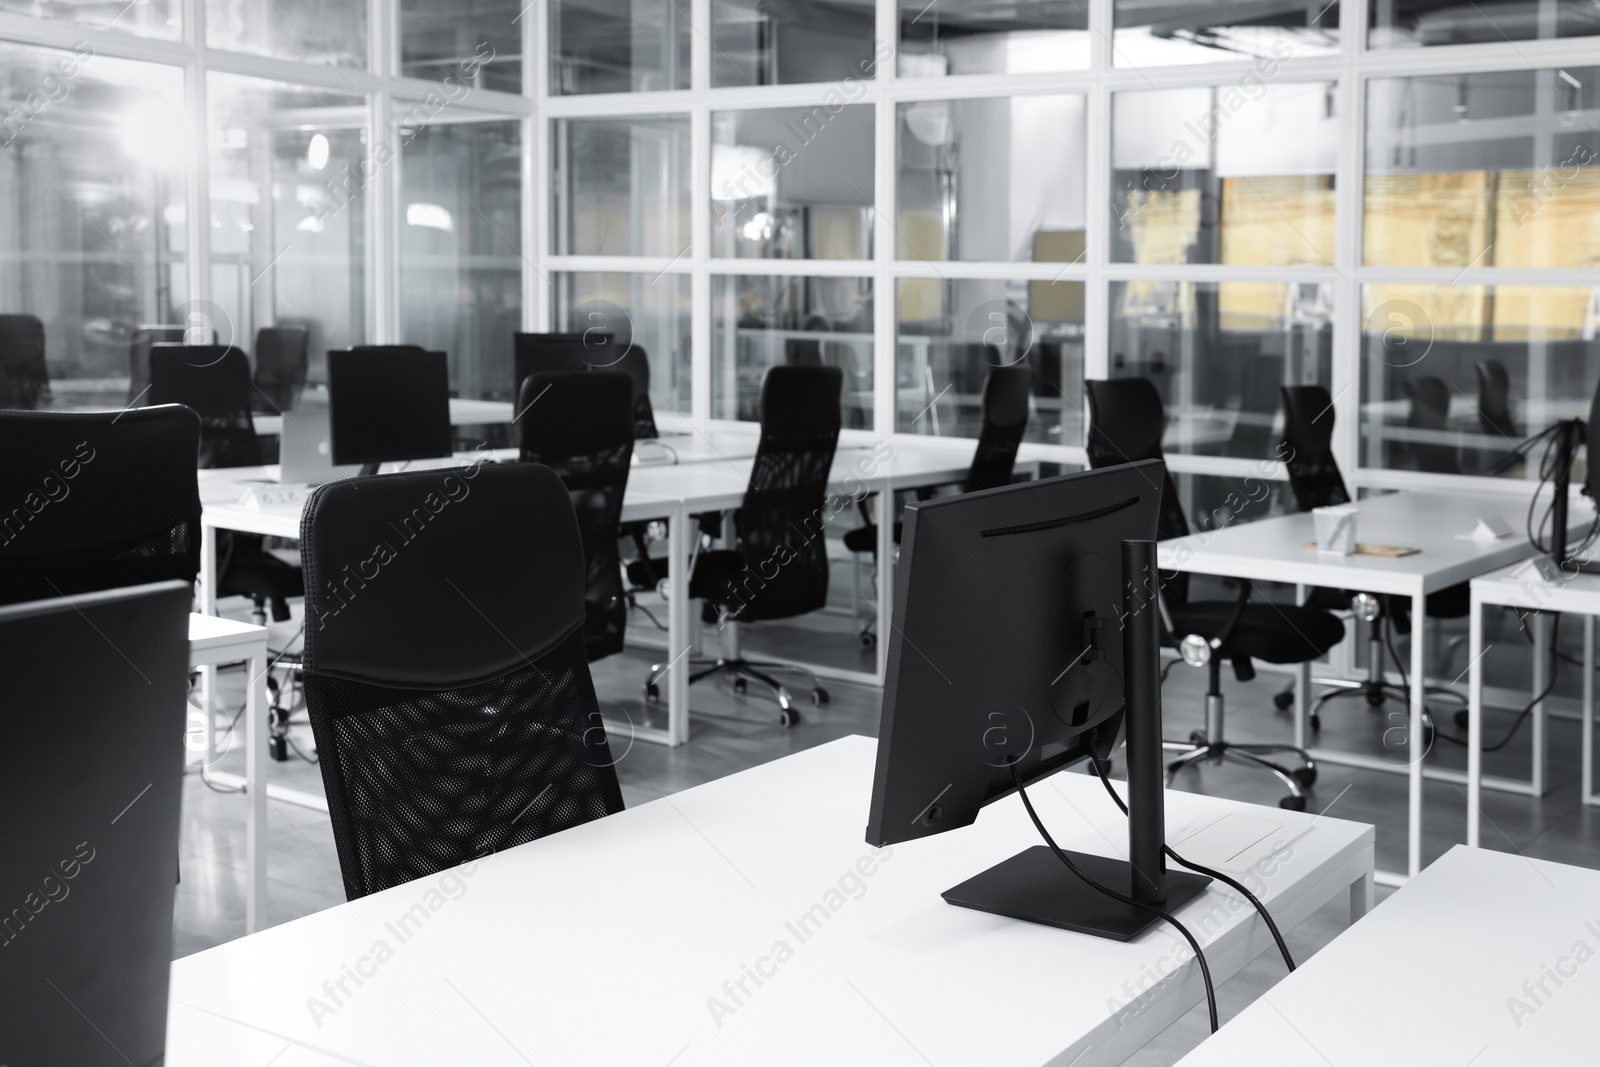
[1314,504,1359,556]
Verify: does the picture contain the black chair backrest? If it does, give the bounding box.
[299,463,625,900]
[963,363,1032,493]
[785,338,824,367]
[128,325,189,404]
[1475,359,1518,439]
[0,313,48,410]
[615,345,658,439]
[1085,377,1190,604]
[1280,384,1350,510]
[733,365,842,621]
[149,343,263,468]
[1404,375,1459,473]
[519,370,634,663]
[0,406,201,606]
[253,325,310,413]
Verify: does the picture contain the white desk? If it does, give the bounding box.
[1158,489,1581,882]
[1468,562,1600,848]
[1176,845,1596,1066]
[188,613,270,933]
[165,736,1374,1067]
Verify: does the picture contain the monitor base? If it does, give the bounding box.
[943,845,1212,942]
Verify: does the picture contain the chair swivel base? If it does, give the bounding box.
[1162,732,1317,811]
[644,656,830,728]
[1310,679,1454,740]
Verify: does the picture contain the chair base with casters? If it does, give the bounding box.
[1164,654,1319,810]
[643,653,828,729]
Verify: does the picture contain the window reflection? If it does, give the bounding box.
[554,116,691,258]
[551,0,690,94]
[1370,0,1600,48]
[208,0,366,68]
[554,272,691,414]
[1112,0,1337,66]
[712,0,882,87]
[401,0,519,93]
[897,0,1090,76]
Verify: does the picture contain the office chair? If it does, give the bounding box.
[842,362,1033,647]
[128,324,196,404]
[642,365,842,726]
[616,345,659,439]
[519,370,634,662]
[1086,377,1344,809]
[785,338,824,366]
[1278,384,1467,733]
[1404,376,1460,474]
[0,313,49,410]
[251,325,310,413]
[0,406,201,607]
[299,463,625,900]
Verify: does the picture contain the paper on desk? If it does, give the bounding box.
[1455,516,1515,542]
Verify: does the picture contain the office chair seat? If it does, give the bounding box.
[1169,601,1345,665]
[842,522,901,554]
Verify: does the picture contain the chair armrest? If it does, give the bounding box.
[1208,578,1254,648]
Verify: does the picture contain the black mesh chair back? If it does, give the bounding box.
[149,343,263,468]
[519,370,634,663]
[1085,377,1190,604]
[1404,375,1459,473]
[299,463,624,899]
[0,314,48,410]
[785,338,824,367]
[963,363,1032,493]
[1280,385,1351,510]
[253,325,310,413]
[615,345,659,439]
[128,325,188,404]
[0,406,201,606]
[1475,360,1518,440]
[732,365,842,621]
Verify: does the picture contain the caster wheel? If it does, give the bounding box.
[1454,709,1470,730]
[1365,689,1385,707]
[1310,713,1322,733]
[733,678,748,695]
[1293,766,1318,788]
[779,707,800,728]
[811,687,830,707]
[1273,691,1294,711]
[269,735,288,763]
[859,632,876,649]
[644,682,660,703]
[1279,795,1307,811]
[1423,723,1436,748]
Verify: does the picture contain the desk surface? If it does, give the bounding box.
[1177,845,1598,1066]
[1158,489,1581,596]
[165,736,1372,1067]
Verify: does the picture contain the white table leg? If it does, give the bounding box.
[1532,611,1550,797]
[245,642,268,934]
[1350,868,1374,922]
[667,504,690,747]
[874,486,892,680]
[1409,591,1426,877]
[1468,590,1483,848]
[199,518,218,616]
[1295,583,1310,750]
[1584,614,1595,807]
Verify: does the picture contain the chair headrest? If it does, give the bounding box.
[760,365,841,437]
[519,371,634,459]
[1085,378,1165,466]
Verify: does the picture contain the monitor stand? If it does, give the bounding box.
[358,462,381,477]
[941,539,1211,942]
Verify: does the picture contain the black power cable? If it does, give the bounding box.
[1009,762,1220,1033]
[1407,613,1562,754]
[1087,755,1296,974]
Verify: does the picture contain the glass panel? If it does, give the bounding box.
[401,0,520,93]
[1365,68,1600,269]
[712,274,873,426]
[551,0,691,94]
[207,0,365,68]
[0,45,184,406]
[208,75,368,388]
[1112,82,1338,266]
[896,278,1084,447]
[711,105,874,260]
[1360,284,1600,476]
[553,272,692,414]
[1370,0,1600,48]
[0,0,179,39]
[1171,471,1294,537]
[1112,0,1338,65]
[1108,280,1333,458]
[898,95,1087,264]
[897,1,1090,76]
[712,0,881,87]
[399,119,522,402]
[553,116,691,257]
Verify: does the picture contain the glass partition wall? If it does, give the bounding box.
[1,0,1596,495]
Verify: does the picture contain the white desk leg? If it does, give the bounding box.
[1409,591,1426,878]
[1532,612,1550,797]
[874,487,892,680]
[1467,590,1483,848]
[199,518,218,616]
[667,505,690,747]
[245,643,268,934]
[1584,614,1595,807]
[1294,583,1310,751]
[1350,868,1374,922]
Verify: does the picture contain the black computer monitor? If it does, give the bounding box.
[512,331,615,402]
[0,580,190,1065]
[866,459,1209,940]
[328,346,452,472]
